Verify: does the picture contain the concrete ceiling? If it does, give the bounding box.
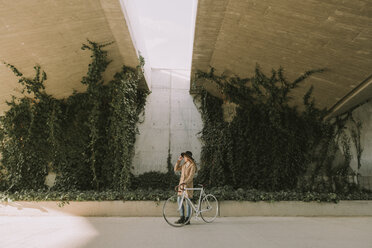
[0,0,144,115]
[191,0,372,116]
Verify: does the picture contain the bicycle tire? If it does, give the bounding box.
[163,195,192,227]
[200,194,218,223]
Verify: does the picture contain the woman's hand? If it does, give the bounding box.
[178,155,183,161]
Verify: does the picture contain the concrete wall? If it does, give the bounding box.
[132,68,372,192]
[345,100,372,190]
[132,69,203,174]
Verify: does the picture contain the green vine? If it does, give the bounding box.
[194,65,359,193]
[0,40,149,191]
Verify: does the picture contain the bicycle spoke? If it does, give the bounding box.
[163,195,193,227]
[200,194,218,223]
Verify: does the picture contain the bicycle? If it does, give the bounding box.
[163,183,219,227]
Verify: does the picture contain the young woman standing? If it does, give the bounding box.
[174,151,197,225]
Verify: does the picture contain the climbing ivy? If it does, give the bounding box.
[0,65,51,191]
[0,40,148,191]
[194,65,359,193]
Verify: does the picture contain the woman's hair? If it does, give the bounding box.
[186,156,197,172]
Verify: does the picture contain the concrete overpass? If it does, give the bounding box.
[0,0,371,181]
[191,0,372,117]
[1,0,371,117]
[0,0,149,115]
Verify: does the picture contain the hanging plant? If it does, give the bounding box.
[0,40,149,191]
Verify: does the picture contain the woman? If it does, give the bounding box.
[174,151,197,225]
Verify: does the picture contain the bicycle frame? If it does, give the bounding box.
[177,187,210,218]
[162,184,218,226]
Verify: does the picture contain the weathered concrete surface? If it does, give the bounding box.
[345,100,372,189]
[0,0,144,115]
[0,216,371,248]
[1,200,372,217]
[191,0,372,113]
[326,75,372,119]
[132,69,203,174]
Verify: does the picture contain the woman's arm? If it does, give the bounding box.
[174,157,183,172]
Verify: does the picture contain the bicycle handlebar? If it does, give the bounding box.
[174,183,186,193]
[174,183,204,193]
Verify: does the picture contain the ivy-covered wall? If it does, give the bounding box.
[0,40,368,195]
[0,41,149,191]
[194,66,365,193]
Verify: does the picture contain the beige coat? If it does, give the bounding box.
[174,160,197,198]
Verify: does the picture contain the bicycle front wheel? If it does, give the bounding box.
[200,194,218,223]
[163,195,187,227]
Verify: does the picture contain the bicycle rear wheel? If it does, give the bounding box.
[200,194,218,223]
[163,195,187,227]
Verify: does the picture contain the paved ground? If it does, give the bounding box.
[1,216,371,248]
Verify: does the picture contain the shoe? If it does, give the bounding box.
[175,216,185,224]
[184,217,191,225]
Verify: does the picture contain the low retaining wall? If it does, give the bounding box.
[1,201,372,217]
[219,201,372,216]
